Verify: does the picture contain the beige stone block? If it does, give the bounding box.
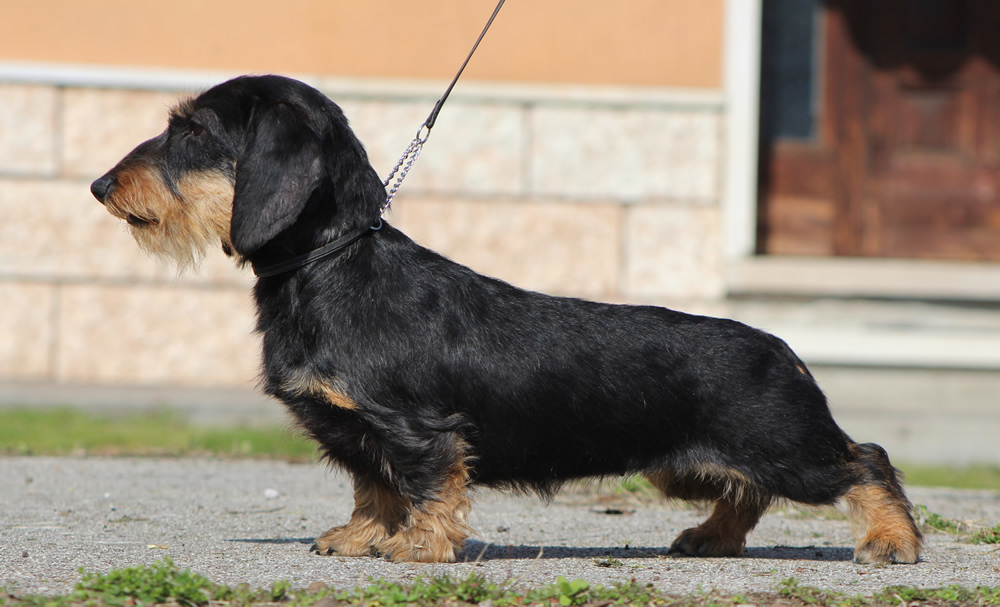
[530,106,719,201]
[623,205,724,300]
[388,197,621,298]
[0,84,59,176]
[338,99,525,197]
[1,178,153,279]
[0,178,251,286]
[57,284,259,387]
[0,282,54,380]
[61,88,182,179]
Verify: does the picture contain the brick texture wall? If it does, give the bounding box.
[0,79,723,391]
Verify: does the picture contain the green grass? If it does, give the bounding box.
[0,559,664,607]
[898,463,1000,492]
[913,504,1000,545]
[2,560,999,607]
[970,524,1000,544]
[914,504,963,534]
[777,577,1000,607]
[0,407,317,460]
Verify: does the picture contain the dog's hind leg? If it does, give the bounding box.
[645,465,773,557]
[841,442,922,564]
[669,495,771,557]
[312,473,409,557]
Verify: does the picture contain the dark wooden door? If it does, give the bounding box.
[758,0,1000,261]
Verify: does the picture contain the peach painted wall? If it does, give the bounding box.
[0,0,723,88]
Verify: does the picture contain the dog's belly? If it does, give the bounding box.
[459,387,705,486]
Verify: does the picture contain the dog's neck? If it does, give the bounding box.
[250,220,381,278]
[245,167,386,279]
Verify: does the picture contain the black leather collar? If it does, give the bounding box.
[252,219,382,278]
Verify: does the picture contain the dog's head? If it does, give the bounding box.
[90,75,385,269]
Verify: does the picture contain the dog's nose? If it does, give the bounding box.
[90,175,114,203]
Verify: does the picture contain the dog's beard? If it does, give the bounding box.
[108,168,235,272]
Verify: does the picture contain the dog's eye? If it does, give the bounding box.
[188,121,204,137]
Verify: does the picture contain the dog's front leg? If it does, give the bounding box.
[311,431,473,562]
[377,457,472,563]
[312,473,409,557]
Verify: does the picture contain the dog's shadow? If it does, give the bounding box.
[227,538,854,562]
[230,537,315,545]
[457,540,855,562]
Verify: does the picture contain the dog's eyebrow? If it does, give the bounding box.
[167,115,191,130]
[169,98,196,123]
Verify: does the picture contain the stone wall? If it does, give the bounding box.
[0,78,724,391]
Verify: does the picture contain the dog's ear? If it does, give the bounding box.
[230,102,326,256]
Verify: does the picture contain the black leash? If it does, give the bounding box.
[424,0,506,132]
[379,0,506,216]
[253,0,505,279]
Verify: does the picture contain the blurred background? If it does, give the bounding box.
[0,0,998,466]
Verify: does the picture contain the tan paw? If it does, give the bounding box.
[853,533,921,564]
[310,525,378,557]
[378,527,461,563]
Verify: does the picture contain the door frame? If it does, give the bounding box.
[723,0,1000,301]
[722,0,763,262]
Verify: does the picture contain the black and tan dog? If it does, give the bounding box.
[90,75,922,564]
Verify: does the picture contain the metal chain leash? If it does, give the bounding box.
[378,0,505,218]
[380,125,429,216]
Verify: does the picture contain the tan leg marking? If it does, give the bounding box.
[844,484,922,564]
[669,496,769,557]
[645,463,771,557]
[312,475,409,557]
[378,457,473,563]
[283,372,358,411]
[645,462,757,505]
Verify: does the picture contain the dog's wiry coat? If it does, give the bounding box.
[91,75,922,564]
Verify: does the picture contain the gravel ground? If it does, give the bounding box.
[2,456,998,597]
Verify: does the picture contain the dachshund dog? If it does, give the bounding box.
[90,75,922,564]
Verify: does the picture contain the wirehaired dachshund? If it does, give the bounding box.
[90,75,922,563]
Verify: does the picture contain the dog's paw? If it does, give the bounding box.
[378,528,460,563]
[853,534,921,564]
[310,525,378,557]
[668,526,744,557]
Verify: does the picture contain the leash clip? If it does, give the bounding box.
[416,121,432,144]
